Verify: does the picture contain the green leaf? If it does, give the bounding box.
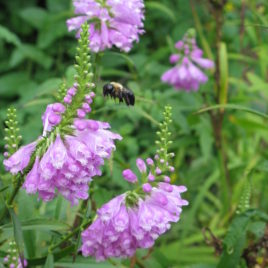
[219,42,228,106]
[35,78,62,96]
[37,14,68,49]
[0,25,21,46]
[55,257,116,267]
[256,160,268,173]
[1,219,69,232]
[0,185,9,193]
[146,2,176,23]
[0,72,30,97]
[9,209,24,257]
[10,44,53,69]
[195,104,268,120]
[44,253,54,268]
[19,7,48,29]
[217,214,249,268]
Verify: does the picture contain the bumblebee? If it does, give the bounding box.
[103,82,135,106]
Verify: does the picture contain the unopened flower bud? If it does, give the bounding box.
[122,169,137,183]
[142,183,152,193]
[136,158,146,173]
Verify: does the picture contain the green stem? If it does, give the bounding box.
[93,53,103,86]
[189,0,214,60]
[0,175,22,223]
[49,218,92,252]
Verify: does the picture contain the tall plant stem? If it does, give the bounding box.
[49,218,92,252]
[210,0,231,213]
[0,175,22,223]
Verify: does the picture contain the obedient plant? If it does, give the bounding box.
[81,106,188,261]
[3,23,121,205]
[67,0,145,52]
[161,29,214,91]
[2,7,186,266]
[3,241,27,268]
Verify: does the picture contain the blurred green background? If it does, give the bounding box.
[1,0,268,267]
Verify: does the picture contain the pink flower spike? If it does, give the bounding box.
[77,109,86,118]
[74,119,87,131]
[175,41,184,49]
[142,183,152,193]
[156,167,162,175]
[136,158,146,173]
[89,92,96,98]
[169,54,180,64]
[67,87,77,96]
[48,114,62,125]
[154,154,159,160]
[67,0,145,52]
[52,103,65,113]
[3,152,9,158]
[146,158,154,166]
[64,95,72,104]
[148,172,155,182]
[122,169,137,183]
[82,103,91,113]
[87,120,99,131]
[164,176,171,183]
[169,166,175,172]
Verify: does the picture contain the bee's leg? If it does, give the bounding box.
[123,92,130,106]
[118,91,123,103]
[128,91,135,106]
[111,88,116,100]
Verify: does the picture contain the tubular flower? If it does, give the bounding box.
[5,88,121,205]
[81,183,188,260]
[161,30,214,91]
[22,110,121,205]
[3,141,37,175]
[67,0,145,52]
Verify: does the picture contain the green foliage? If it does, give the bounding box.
[0,0,268,267]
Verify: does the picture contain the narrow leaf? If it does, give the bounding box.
[146,2,176,23]
[195,104,268,120]
[219,42,229,106]
[0,25,21,46]
[9,209,24,258]
[44,253,54,268]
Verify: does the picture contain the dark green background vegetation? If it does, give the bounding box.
[1,0,268,267]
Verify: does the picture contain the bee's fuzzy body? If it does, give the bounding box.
[103,82,135,106]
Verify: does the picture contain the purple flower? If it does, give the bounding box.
[122,169,138,183]
[3,142,37,174]
[147,172,155,182]
[81,183,188,260]
[142,183,152,193]
[161,32,214,91]
[67,0,145,52]
[146,158,154,166]
[22,121,121,205]
[136,158,146,173]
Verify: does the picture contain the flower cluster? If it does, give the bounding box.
[81,106,188,260]
[161,30,214,91]
[67,0,145,52]
[3,23,122,205]
[3,241,27,268]
[3,107,22,159]
[81,183,188,260]
[4,91,121,205]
